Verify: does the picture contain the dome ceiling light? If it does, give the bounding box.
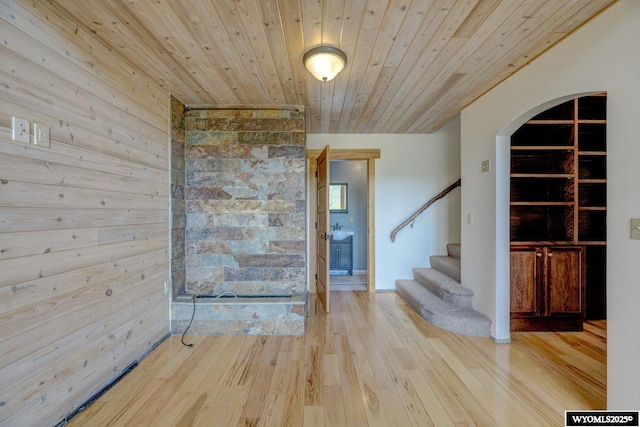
[303,46,347,82]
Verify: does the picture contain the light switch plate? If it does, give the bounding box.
[33,123,50,147]
[481,159,490,173]
[631,218,640,240]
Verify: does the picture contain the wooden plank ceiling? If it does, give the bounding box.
[53,0,616,134]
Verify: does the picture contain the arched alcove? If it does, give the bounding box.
[495,91,606,336]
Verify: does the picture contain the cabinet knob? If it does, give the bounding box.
[547,252,553,257]
[536,252,542,257]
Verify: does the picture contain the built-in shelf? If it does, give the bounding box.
[510,95,607,329]
[511,123,574,147]
[512,145,576,150]
[510,96,606,245]
[510,173,574,178]
[578,151,606,156]
[510,202,575,206]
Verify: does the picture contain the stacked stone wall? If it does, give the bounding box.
[183,106,306,297]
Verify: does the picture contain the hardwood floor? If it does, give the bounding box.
[330,272,367,291]
[68,292,606,427]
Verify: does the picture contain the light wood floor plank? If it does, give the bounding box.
[302,405,324,427]
[257,349,293,426]
[345,327,393,426]
[241,336,280,419]
[470,367,550,427]
[322,354,341,387]
[393,376,434,427]
[67,292,606,427]
[281,358,306,427]
[202,384,251,427]
[406,369,456,427]
[322,385,347,427]
[334,334,368,424]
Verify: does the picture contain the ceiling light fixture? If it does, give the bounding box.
[303,46,347,82]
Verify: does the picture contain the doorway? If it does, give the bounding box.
[329,160,368,290]
[307,148,380,294]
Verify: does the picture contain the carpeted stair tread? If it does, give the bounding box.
[429,255,461,282]
[412,267,473,308]
[396,279,491,337]
[447,243,461,259]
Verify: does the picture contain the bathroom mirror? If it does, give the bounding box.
[329,183,348,212]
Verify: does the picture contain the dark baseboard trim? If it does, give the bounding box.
[55,332,171,426]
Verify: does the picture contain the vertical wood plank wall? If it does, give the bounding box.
[0,1,171,425]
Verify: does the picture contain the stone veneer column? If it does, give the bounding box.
[183,106,306,299]
[170,96,186,298]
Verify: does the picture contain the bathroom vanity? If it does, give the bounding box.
[330,232,353,276]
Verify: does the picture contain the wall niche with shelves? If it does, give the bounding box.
[510,95,607,331]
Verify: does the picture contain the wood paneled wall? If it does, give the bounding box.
[0,1,170,425]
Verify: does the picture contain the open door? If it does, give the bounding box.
[316,145,331,313]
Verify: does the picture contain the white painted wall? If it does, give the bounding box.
[308,116,461,290]
[460,0,640,409]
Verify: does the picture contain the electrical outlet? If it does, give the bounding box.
[33,123,50,147]
[467,213,473,224]
[481,159,491,173]
[12,116,29,143]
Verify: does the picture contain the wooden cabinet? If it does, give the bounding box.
[330,236,353,275]
[510,95,606,330]
[511,246,585,331]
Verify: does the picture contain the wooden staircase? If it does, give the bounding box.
[396,244,491,337]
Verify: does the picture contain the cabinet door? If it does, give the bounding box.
[510,247,540,317]
[329,242,338,270]
[338,241,352,270]
[546,246,584,316]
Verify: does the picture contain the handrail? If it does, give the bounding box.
[390,178,461,242]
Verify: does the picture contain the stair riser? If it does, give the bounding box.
[419,308,491,337]
[413,275,472,307]
[412,268,472,308]
[429,256,461,283]
[442,293,472,308]
[447,244,461,259]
